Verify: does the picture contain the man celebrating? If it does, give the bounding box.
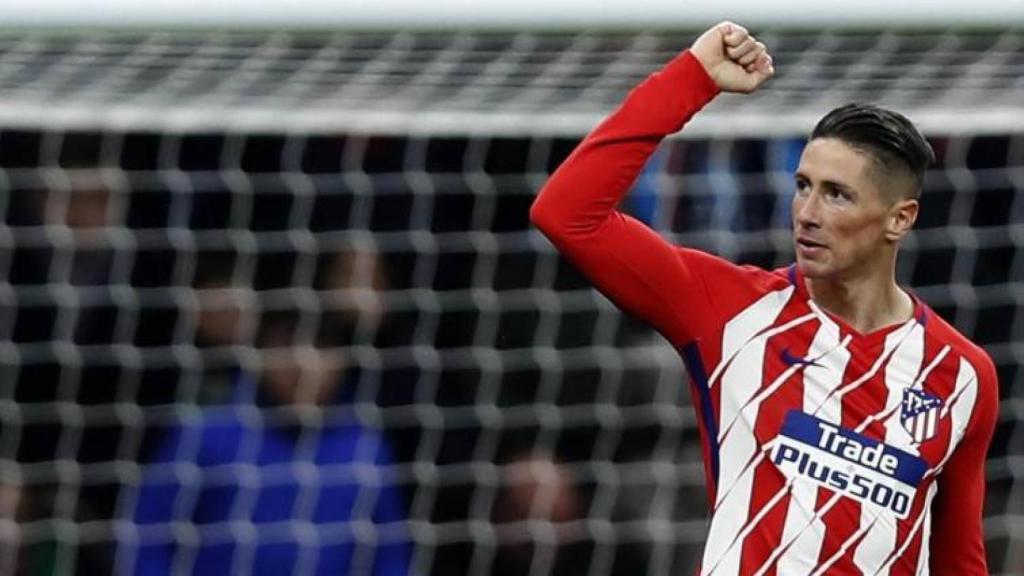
[531,21,997,576]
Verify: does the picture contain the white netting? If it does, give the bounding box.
[0,29,1020,576]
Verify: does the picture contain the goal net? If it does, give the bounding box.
[0,23,1020,576]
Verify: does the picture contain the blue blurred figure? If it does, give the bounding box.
[120,307,411,576]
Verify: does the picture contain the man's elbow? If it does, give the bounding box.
[529,190,561,238]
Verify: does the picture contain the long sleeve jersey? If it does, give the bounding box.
[530,50,999,576]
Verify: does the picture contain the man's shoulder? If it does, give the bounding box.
[677,247,793,292]
[673,251,797,336]
[920,304,998,387]
[917,302,1000,450]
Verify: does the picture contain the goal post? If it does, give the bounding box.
[8,0,1024,29]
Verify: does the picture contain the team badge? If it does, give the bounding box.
[900,388,943,443]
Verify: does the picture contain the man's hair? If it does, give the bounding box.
[810,103,935,199]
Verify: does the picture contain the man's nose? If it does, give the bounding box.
[795,191,822,228]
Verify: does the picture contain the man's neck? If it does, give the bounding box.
[805,271,914,335]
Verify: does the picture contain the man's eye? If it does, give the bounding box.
[826,188,849,201]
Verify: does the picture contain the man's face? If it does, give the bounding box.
[263,343,345,407]
[792,138,905,280]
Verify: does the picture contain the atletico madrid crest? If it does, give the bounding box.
[900,388,943,444]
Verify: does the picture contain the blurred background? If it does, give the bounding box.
[0,1,1021,574]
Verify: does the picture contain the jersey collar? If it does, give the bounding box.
[786,263,928,344]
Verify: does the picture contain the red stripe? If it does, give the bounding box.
[842,337,892,441]
[887,477,937,573]
[814,488,862,572]
[813,333,883,570]
[918,344,961,467]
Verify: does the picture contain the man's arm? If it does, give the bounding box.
[529,23,773,346]
[929,356,999,575]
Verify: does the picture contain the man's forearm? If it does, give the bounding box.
[529,50,718,243]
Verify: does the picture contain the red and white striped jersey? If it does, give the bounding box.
[530,50,999,576]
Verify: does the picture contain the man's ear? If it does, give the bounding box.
[886,198,919,242]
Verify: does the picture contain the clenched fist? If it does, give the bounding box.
[690,22,774,94]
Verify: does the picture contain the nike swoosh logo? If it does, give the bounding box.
[781,348,822,368]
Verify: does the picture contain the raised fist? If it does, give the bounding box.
[690,21,774,94]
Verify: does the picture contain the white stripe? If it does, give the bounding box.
[872,482,937,575]
[914,484,937,575]
[811,515,881,576]
[699,286,797,576]
[914,346,951,389]
[708,286,796,389]
[928,357,980,476]
[705,478,795,576]
[702,335,772,576]
[855,321,925,576]
[767,325,851,576]
[717,315,819,444]
[940,358,977,420]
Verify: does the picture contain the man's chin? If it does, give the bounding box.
[795,258,832,280]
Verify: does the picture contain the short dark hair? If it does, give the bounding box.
[810,103,935,199]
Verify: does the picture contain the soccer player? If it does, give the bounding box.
[530,21,998,576]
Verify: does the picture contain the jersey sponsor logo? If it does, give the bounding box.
[779,347,822,368]
[900,388,943,443]
[769,410,928,519]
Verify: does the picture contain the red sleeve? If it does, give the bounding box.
[531,50,771,346]
[929,354,999,575]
